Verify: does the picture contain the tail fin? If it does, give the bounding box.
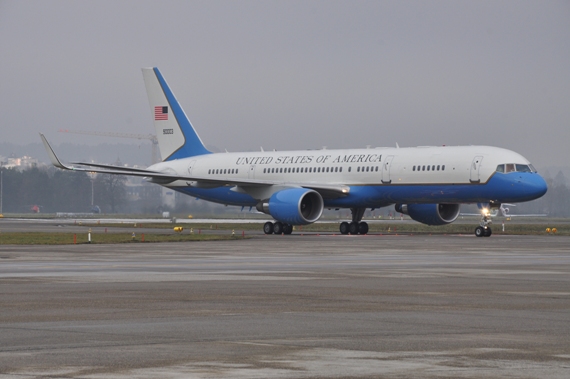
[142,67,211,161]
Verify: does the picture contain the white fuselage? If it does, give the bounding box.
[150,145,528,188]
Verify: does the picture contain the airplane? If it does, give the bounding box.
[40,67,548,237]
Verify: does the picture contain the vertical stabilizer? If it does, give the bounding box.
[142,67,211,161]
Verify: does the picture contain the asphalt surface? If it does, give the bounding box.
[0,222,569,378]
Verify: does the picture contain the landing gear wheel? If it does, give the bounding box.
[349,222,360,235]
[283,224,293,235]
[484,228,492,237]
[358,222,369,235]
[273,221,284,235]
[475,226,484,237]
[339,222,350,235]
[263,221,274,235]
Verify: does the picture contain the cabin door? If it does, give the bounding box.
[248,164,256,179]
[470,156,483,183]
[186,160,197,175]
[382,155,394,184]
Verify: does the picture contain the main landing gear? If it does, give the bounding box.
[339,208,368,235]
[263,221,293,235]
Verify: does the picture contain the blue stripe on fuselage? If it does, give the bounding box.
[326,172,547,207]
[171,172,547,208]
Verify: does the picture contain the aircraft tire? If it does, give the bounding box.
[263,222,274,235]
[484,228,492,237]
[349,222,360,235]
[283,224,293,235]
[475,226,484,237]
[339,222,350,235]
[358,222,369,235]
[273,221,284,235]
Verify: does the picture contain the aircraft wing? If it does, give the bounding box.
[41,134,349,198]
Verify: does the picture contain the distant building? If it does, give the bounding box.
[1,154,44,170]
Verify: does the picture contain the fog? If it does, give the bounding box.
[1,1,569,170]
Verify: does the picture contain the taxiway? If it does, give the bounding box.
[0,227,569,378]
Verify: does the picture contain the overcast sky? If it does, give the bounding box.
[1,0,569,169]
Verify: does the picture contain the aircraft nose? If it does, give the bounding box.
[525,173,548,200]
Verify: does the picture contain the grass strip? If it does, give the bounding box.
[76,222,568,235]
[0,232,245,245]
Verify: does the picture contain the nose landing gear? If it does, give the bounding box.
[475,225,492,237]
[475,212,492,237]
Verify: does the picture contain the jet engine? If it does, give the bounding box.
[256,188,324,225]
[395,203,460,226]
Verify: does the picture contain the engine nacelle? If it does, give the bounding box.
[256,188,324,225]
[395,203,460,226]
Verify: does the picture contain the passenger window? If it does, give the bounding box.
[432,165,435,171]
[348,167,351,172]
[505,164,515,173]
[375,166,378,171]
[427,165,430,171]
[413,166,416,171]
[357,167,360,172]
[442,165,445,171]
[422,166,425,171]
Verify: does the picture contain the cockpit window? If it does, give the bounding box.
[497,163,536,173]
[516,164,532,173]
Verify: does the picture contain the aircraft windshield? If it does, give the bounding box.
[496,164,536,173]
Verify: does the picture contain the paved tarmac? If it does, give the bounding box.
[0,228,569,378]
